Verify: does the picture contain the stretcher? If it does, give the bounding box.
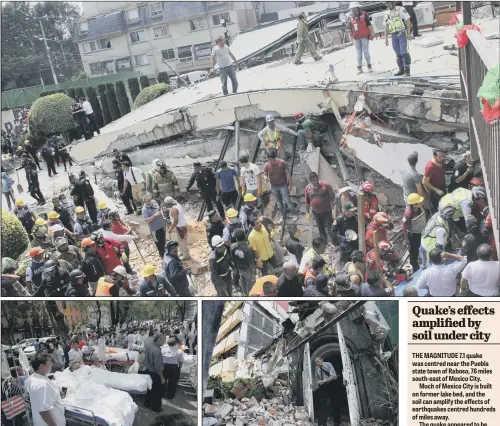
[64,405,110,426]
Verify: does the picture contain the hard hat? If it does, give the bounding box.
[338,186,352,194]
[50,224,64,233]
[469,177,484,187]
[165,240,179,251]
[157,160,166,168]
[298,11,307,18]
[54,236,68,248]
[141,264,156,277]
[265,114,274,122]
[17,146,23,151]
[24,140,31,145]
[15,199,25,207]
[164,196,176,205]
[373,212,389,224]
[226,208,238,218]
[81,237,95,248]
[35,217,47,226]
[113,265,127,276]
[463,150,471,159]
[244,193,257,202]
[211,235,225,248]
[43,259,57,273]
[29,247,45,257]
[152,159,161,169]
[360,181,374,193]
[1,258,18,274]
[69,269,86,282]
[349,1,361,8]
[79,170,86,177]
[294,112,305,121]
[407,193,424,205]
[471,186,486,201]
[439,205,455,220]
[465,214,478,229]
[47,211,60,219]
[345,229,358,241]
[75,206,85,214]
[302,119,313,130]
[98,201,107,209]
[378,240,394,253]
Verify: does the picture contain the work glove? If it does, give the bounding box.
[121,252,128,263]
[235,250,245,259]
[306,213,312,222]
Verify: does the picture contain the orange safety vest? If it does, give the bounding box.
[95,278,113,297]
[304,268,317,286]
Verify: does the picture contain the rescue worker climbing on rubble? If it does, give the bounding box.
[153,160,179,201]
[33,258,71,297]
[294,112,327,152]
[365,240,399,277]
[258,115,298,157]
[31,218,55,250]
[331,202,359,262]
[346,1,375,74]
[402,193,426,273]
[295,11,323,65]
[97,200,111,226]
[163,240,193,297]
[366,212,393,250]
[51,236,82,270]
[186,162,225,219]
[384,1,412,76]
[420,204,455,267]
[359,181,379,221]
[209,235,235,297]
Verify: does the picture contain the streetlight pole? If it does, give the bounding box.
[39,18,58,84]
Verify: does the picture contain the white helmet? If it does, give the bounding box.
[211,235,224,248]
[152,159,161,171]
[349,1,361,8]
[265,114,274,123]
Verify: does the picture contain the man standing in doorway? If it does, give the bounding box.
[211,36,238,96]
[315,357,342,426]
[295,12,322,65]
[384,1,412,76]
[423,148,446,214]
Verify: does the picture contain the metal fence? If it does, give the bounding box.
[458,1,500,247]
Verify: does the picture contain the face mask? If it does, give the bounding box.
[215,247,225,255]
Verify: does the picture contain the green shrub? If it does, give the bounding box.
[105,83,121,121]
[39,89,64,98]
[1,211,29,260]
[157,71,170,84]
[75,87,85,100]
[115,81,131,115]
[78,71,89,80]
[140,75,150,90]
[27,93,76,136]
[128,77,141,102]
[86,86,104,128]
[67,88,76,99]
[132,83,169,110]
[98,84,112,125]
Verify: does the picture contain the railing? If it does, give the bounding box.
[458,1,500,247]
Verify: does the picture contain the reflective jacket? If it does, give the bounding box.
[365,221,388,249]
[363,193,379,221]
[95,277,113,297]
[350,11,371,40]
[438,188,472,221]
[385,6,407,34]
[421,213,449,253]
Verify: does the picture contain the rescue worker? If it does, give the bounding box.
[209,235,234,297]
[239,193,260,232]
[304,258,326,288]
[104,216,134,274]
[471,186,488,223]
[334,186,357,217]
[93,230,127,275]
[186,162,224,219]
[69,172,83,207]
[206,210,225,249]
[73,206,95,239]
[359,181,379,221]
[460,215,486,263]
[230,228,256,296]
[163,196,190,260]
[25,247,46,294]
[448,151,479,192]
[65,269,91,297]
[24,139,42,170]
[146,159,162,196]
[305,171,336,245]
[163,240,192,297]
[41,143,57,177]
[294,112,327,152]
[365,240,399,277]
[47,211,74,240]
[96,265,134,297]
[51,236,82,270]
[286,224,305,268]
[366,212,392,250]
[257,114,298,157]
[420,205,455,267]
[13,199,36,236]
[33,258,71,297]
[438,187,473,233]
[24,159,46,205]
[347,1,375,74]
[52,196,74,233]
[139,264,177,297]
[469,177,484,190]
[402,193,426,273]
[384,1,412,76]
[55,139,73,171]
[113,160,135,215]
[112,148,132,165]
[294,11,323,65]
[343,250,365,287]
[31,218,55,250]
[72,170,98,223]
[80,237,105,293]
[299,237,329,276]
[331,202,359,262]
[153,160,179,200]
[223,208,243,246]
[97,200,111,226]
[142,194,167,258]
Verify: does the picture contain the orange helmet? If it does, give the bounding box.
[373,212,389,224]
[360,181,374,193]
[81,237,95,248]
[29,247,44,257]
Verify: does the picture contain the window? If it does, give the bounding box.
[212,12,231,26]
[135,54,150,66]
[116,57,132,71]
[90,61,114,75]
[149,2,163,17]
[161,49,175,60]
[126,8,139,22]
[79,21,88,34]
[177,45,193,62]
[189,17,208,31]
[130,30,147,43]
[153,25,168,38]
[193,42,212,60]
[82,39,111,53]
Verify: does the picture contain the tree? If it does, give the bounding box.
[128,77,141,102]
[39,89,65,97]
[140,75,150,90]
[98,84,112,125]
[115,81,131,115]
[1,209,30,259]
[86,86,104,127]
[67,87,76,99]
[28,92,75,136]
[157,71,170,84]
[105,83,121,121]
[132,83,169,110]
[75,87,85,100]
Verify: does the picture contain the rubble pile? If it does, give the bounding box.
[204,397,313,426]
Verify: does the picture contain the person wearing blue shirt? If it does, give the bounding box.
[142,194,167,258]
[139,264,177,297]
[216,161,239,208]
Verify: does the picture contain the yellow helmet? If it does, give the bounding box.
[24,140,30,145]
[17,146,23,151]
[75,206,85,214]
[243,193,257,202]
[98,201,107,209]
[407,193,424,205]
[226,208,238,218]
[35,217,47,226]
[141,264,156,277]
[47,211,60,219]
[15,199,25,207]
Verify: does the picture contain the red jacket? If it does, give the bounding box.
[96,238,125,274]
[363,194,379,221]
[350,11,371,40]
[365,249,399,273]
[365,222,388,249]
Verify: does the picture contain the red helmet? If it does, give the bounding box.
[469,177,484,187]
[373,212,389,224]
[378,240,393,254]
[294,112,305,121]
[360,181,374,193]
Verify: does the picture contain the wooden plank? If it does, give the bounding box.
[357,193,366,253]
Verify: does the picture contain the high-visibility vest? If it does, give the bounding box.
[304,268,317,286]
[385,6,406,34]
[350,11,371,40]
[95,277,113,297]
[439,188,472,221]
[421,213,449,253]
[302,248,329,275]
[264,128,283,152]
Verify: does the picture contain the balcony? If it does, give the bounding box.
[212,330,240,358]
[458,2,500,247]
[216,309,243,343]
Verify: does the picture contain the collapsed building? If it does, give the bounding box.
[203,300,399,425]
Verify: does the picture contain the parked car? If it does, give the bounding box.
[11,338,36,350]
